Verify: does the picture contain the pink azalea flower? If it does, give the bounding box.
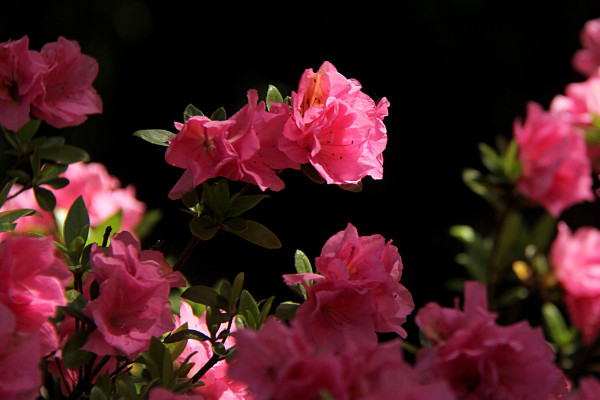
[572,18,600,77]
[0,235,70,338]
[83,231,185,358]
[0,36,47,132]
[166,89,298,199]
[228,317,455,400]
[568,376,600,399]
[0,303,43,400]
[550,222,600,344]
[0,161,146,239]
[31,36,102,128]
[514,101,593,217]
[283,223,414,350]
[278,61,389,184]
[415,281,569,400]
[550,72,600,128]
[172,301,252,400]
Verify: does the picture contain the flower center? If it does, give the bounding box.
[301,70,326,114]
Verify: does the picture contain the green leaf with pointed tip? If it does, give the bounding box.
[210,107,227,121]
[266,84,283,111]
[164,328,211,343]
[294,249,313,274]
[542,302,575,347]
[226,194,269,218]
[275,301,300,321]
[62,330,94,370]
[64,196,90,246]
[133,129,176,146]
[39,144,90,163]
[189,215,219,240]
[223,219,281,249]
[14,119,41,149]
[182,285,228,310]
[0,177,18,208]
[184,104,205,121]
[33,186,56,211]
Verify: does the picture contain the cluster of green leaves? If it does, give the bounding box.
[1,119,89,212]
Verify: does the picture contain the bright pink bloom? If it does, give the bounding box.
[568,376,600,399]
[149,387,205,400]
[172,300,252,400]
[0,235,70,338]
[83,231,185,358]
[0,303,43,400]
[166,90,298,199]
[573,19,600,77]
[0,36,46,131]
[31,36,102,128]
[283,223,413,350]
[229,317,454,400]
[415,282,569,400]
[279,61,389,184]
[514,102,593,217]
[551,222,600,344]
[0,161,146,239]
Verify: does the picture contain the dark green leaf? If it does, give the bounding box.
[223,219,282,249]
[39,144,90,163]
[266,85,283,111]
[0,222,17,232]
[182,285,228,309]
[189,215,219,240]
[133,129,176,146]
[210,107,227,121]
[15,119,41,148]
[33,186,56,211]
[275,301,300,321]
[223,217,247,232]
[226,194,269,218]
[230,272,244,311]
[43,177,70,189]
[0,177,18,208]
[62,330,94,370]
[164,328,211,343]
[301,163,325,184]
[338,181,363,192]
[0,208,40,226]
[64,196,90,246]
[184,104,205,121]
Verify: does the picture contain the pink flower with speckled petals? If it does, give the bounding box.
[172,300,252,400]
[83,231,185,358]
[415,281,569,400]
[166,89,298,199]
[514,101,593,217]
[283,223,414,350]
[551,222,600,345]
[0,36,46,131]
[31,36,102,128]
[279,61,389,185]
[573,18,600,77]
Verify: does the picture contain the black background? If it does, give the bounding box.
[2,1,600,324]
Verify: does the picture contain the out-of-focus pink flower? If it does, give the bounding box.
[551,222,600,344]
[568,376,600,399]
[415,281,569,400]
[573,19,600,77]
[278,61,389,184]
[166,90,298,199]
[149,387,205,400]
[0,235,70,338]
[228,317,455,400]
[0,303,43,400]
[83,231,185,358]
[172,301,252,400]
[31,36,102,128]
[0,161,146,239]
[0,36,46,132]
[283,223,413,350]
[514,102,593,217]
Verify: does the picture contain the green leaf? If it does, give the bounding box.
[133,129,176,146]
[182,285,228,310]
[0,208,40,225]
[189,215,219,240]
[164,328,211,343]
[230,272,244,311]
[62,330,94,370]
[184,104,205,121]
[210,107,227,121]
[266,84,284,111]
[33,186,56,211]
[43,177,70,189]
[239,289,260,329]
[226,194,269,218]
[39,144,90,163]
[63,196,90,246]
[275,301,300,321]
[338,181,363,192]
[478,142,502,173]
[15,119,41,149]
[294,249,313,274]
[542,302,575,347]
[223,219,282,249]
[301,163,325,184]
[89,211,122,245]
[0,177,18,208]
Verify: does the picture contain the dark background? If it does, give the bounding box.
[2,1,600,325]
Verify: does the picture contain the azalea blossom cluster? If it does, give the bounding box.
[2,20,600,400]
[0,35,102,132]
[165,61,389,198]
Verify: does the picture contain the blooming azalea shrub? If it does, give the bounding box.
[2,18,600,400]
